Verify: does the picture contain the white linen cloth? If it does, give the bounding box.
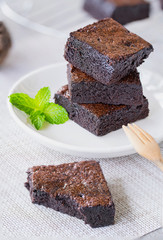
[0,8,163,240]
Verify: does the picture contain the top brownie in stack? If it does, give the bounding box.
[83,0,150,25]
[64,18,153,85]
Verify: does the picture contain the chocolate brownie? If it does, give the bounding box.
[84,0,150,25]
[55,85,149,136]
[0,22,11,64]
[160,0,163,9]
[25,160,115,228]
[64,18,153,85]
[67,64,143,105]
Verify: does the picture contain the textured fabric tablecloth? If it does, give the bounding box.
[0,6,163,240]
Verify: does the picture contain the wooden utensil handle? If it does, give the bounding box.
[155,159,163,172]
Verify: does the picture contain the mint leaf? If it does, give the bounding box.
[9,93,35,114]
[34,87,51,110]
[44,103,69,124]
[9,87,69,130]
[30,111,45,130]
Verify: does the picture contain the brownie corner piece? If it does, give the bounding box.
[64,18,153,84]
[25,160,115,228]
[83,0,150,25]
[55,85,149,136]
[67,63,143,106]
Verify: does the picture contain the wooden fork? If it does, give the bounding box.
[122,123,163,172]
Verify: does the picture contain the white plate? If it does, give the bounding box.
[8,62,163,158]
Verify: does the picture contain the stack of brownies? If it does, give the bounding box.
[55,18,153,136]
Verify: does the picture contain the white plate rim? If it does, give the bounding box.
[7,62,163,158]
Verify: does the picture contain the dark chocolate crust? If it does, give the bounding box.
[67,64,143,105]
[0,22,11,64]
[64,18,153,85]
[83,0,150,25]
[25,160,115,228]
[55,85,149,136]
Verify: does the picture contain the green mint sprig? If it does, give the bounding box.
[9,87,69,130]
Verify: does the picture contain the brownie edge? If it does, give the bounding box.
[25,160,115,228]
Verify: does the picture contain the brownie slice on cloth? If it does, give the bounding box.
[25,160,115,228]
